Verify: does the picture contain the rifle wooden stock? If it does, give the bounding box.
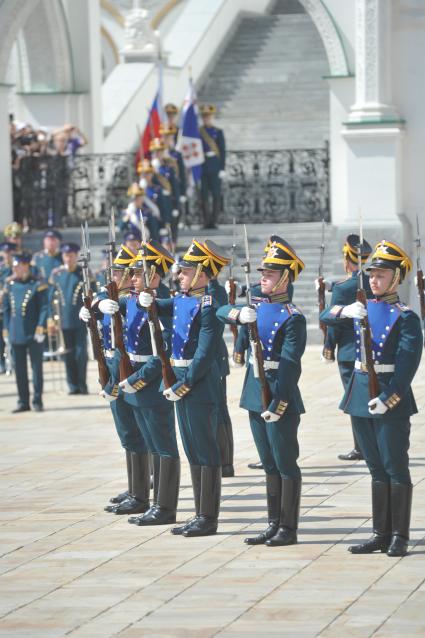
[317,276,327,339]
[146,294,177,389]
[228,277,239,348]
[417,268,425,320]
[84,292,109,388]
[106,281,134,381]
[249,320,272,411]
[357,288,380,399]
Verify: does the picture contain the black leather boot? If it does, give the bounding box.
[349,481,391,554]
[133,457,180,525]
[387,483,412,557]
[183,466,221,537]
[266,478,301,546]
[338,428,364,461]
[105,450,132,512]
[171,465,201,535]
[248,461,263,470]
[348,481,391,554]
[114,452,150,515]
[245,474,281,545]
[128,453,160,524]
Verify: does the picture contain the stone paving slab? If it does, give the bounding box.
[0,346,424,637]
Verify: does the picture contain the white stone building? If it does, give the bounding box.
[0,0,424,267]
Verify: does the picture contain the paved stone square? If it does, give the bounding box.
[0,346,424,637]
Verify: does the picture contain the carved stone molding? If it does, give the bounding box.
[0,0,74,91]
[298,0,349,76]
[349,0,399,122]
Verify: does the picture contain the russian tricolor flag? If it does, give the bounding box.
[135,92,162,167]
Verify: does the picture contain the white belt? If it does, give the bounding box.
[206,151,216,157]
[355,361,394,373]
[104,349,114,359]
[170,358,194,367]
[249,356,279,370]
[128,353,151,363]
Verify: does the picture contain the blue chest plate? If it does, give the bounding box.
[354,300,401,362]
[172,295,202,359]
[256,302,294,360]
[125,296,148,353]
[101,313,112,350]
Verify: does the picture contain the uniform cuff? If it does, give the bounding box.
[127,372,148,390]
[329,305,343,317]
[382,392,401,410]
[227,308,240,323]
[171,381,191,398]
[322,347,335,361]
[233,351,245,365]
[268,398,288,416]
[35,326,45,335]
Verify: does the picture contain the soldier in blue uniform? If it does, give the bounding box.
[161,122,187,242]
[31,230,63,280]
[217,236,306,546]
[199,104,226,230]
[164,103,179,143]
[150,137,180,247]
[79,245,148,513]
[208,276,235,477]
[49,243,91,395]
[229,238,295,472]
[320,240,423,557]
[2,252,49,412]
[0,242,15,374]
[120,184,161,243]
[320,234,372,461]
[97,241,179,521]
[139,239,230,537]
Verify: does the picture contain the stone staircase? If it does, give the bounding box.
[24,221,338,343]
[197,6,330,150]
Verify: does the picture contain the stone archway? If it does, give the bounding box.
[298,0,350,76]
[0,0,74,91]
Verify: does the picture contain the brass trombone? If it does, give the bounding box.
[45,291,68,391]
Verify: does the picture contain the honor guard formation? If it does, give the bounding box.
[1,115,424,556]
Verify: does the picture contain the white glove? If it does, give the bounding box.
[79,306,91,323]
[368,397,388,415]
[100,390,117,403]
[119,379,138,394]
[139,177,147,189]
[34,333,45,344]
[320,354,334,364]
[341,301,367,319]
[179,195,187,203]
[224,280,242,296]
[151,157,161,170]
[139,291,154,307]
[99,299,119,315]
[218,170,226,180]
[261,410,280,423]
[239,306,257,324]
[315,278,333,292]
[163,388,181,402]
[172,209,180,218]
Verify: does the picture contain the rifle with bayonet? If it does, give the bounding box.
[356,213,379,400]
[317,217,327,340]
[242,224,272,411]
[228,217,239,350]
[105,212,134,381]
[80,222,109,387]
[415,215,425,322]
[139,211,177,389]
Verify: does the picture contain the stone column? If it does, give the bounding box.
[0,84,14,228]
[349,0,399,123]
[62,0,103,152]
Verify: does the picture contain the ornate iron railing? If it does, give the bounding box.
[12,144,329,228]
